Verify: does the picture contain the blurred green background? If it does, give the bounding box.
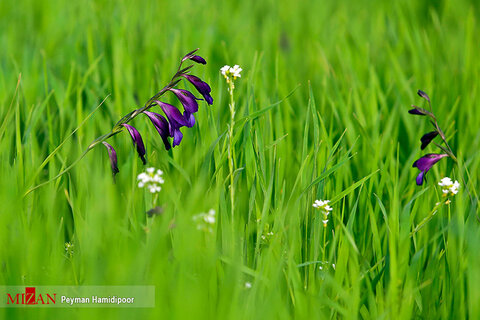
[1,0,479,318]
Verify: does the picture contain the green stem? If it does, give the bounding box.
[227,82,236,226]
[322,224,327,262]
[410,201,442,236]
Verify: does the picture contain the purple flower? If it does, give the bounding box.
[168,88,200,114]
[412,153,448,185]
[102,142,119,176]
[420,131,439,150]
[182,49,207,64]
[154,100,187,146]
[181,74,213,105]
[189,55,207,64]
[122,124,146,164]
[143,111,171,150]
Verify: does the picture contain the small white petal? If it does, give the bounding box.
[205,216,215,224]
[220,65,230,76]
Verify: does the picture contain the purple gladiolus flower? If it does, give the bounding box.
[143,111,171,150]
[181,74,213,105]
[102,142,119,176]
[154,100,187,146]
[122,124,146,164]
[420,131,439,150]
[412,153,448,185]
[168,88,200,113]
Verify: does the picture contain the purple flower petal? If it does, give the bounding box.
[102,142,119,176]
[412,153,448,185]
[181,74,213,105]
[122,124,146,165]
[416,171,425,186]
[420,131,439,150]
[172,128,183,147]
[168,88,200,113]
[183,111,195,128]
[154,100,188,131]
[143,111,171,150]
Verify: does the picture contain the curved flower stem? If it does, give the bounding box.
[24,56,192,197]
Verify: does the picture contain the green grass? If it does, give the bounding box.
[1,0,479,318]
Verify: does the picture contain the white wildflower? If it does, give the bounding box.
[313,199,332,226]
[438,177,460,196]
[137,167,165,193]
[230,65,242,78]
[245,282,252,289]
[193,209,216,233]
[220,65,230,76]
[220,64,243,87]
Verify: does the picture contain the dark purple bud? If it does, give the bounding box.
[168,88,199,113]
[102,142,119,176]
[181,74,213,105]
[190,55,207,64]
[143,111,171,150]
[181,49,207,65]
[420,131,439,150]
[417,90,430,103]
[412,153,448,185]
[408,108,425,115]
[146,206,164,217]
[122,124,146,165]
[182,49,199,61]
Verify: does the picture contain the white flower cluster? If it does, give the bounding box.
[438,177,460,196]
[192,209,216,233]
[220,64,243,91]
[221,65,242,83]
[313,199,333,226]
[261,231,274,241]
[137,167,165,193]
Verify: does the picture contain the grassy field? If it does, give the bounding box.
[1,0,480,318]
